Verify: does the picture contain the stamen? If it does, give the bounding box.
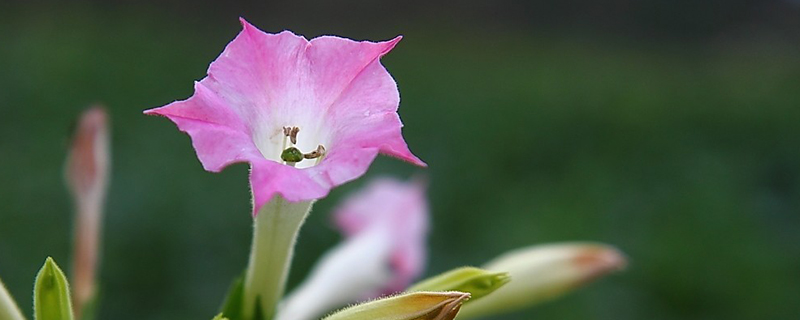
[282,126,300,146]
[281,127,290,151]
[283,126,300,145]
[279,127,324,166]
[303,145,326,160]
[290,127,299,144]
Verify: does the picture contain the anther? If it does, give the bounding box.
[282,126,300,145]
[303,145,326,159]
[290,127,299,144]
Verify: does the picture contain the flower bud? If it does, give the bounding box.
[457,243,626,319]
[408,267,509,301]
[34,257,75,320]
[323,291,470,320]
[65,106,110,320]
[65,106,110,204]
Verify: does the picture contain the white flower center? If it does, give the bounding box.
[254,126,326,169]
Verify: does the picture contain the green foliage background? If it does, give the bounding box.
[1,1,799,319]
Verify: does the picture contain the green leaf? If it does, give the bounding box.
[219,275,244,320]
[218,274,266,320]
[408,267,510,301]
[34,257,74,320]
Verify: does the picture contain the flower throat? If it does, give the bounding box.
[280,126,325,166]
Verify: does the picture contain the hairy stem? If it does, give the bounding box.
[243,197,313,320]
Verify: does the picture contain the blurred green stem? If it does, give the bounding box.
[242,197,313,320]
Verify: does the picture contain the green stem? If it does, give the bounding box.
[242,197,313,320]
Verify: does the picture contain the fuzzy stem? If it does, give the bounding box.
[243,197,313,320]
[72,200,102,320]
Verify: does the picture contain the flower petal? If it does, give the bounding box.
[250,147,384,213]
[306,35,402,111]
[144,82,262,172]
[309,147,380,189]
[249,159,330,209]
[146,18,426,212]
[276,227,394,320]
[333,178,429,294]
[321,48,426,167]
[204,19,312,128]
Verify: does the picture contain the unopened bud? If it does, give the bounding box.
[408,267,510,301]
[457,243,626,319]
[34,257,75,320]
[323,291,470,320]
[65,106,110,320]
[65,106,109,202]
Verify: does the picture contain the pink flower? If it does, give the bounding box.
[144,18,425,214]
[334,178,429,295]
[277,178,429,320]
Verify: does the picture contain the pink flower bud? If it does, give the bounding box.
[65,106,110,319]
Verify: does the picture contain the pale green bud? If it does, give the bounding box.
[408,267,510,301]
[323,291,470,320]
[34,257,74,320]
[458,243,627,319]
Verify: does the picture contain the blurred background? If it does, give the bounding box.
[1,1,799,319]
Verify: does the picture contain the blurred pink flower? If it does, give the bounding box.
[277,178,429,320]
[144,18,425,214]
[334,177,429,295]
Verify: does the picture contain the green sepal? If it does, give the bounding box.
[34,257,74,320]
[218,274,264,320]
[219,275,244,320]
[252,297,264,320]
[408,267,510,301]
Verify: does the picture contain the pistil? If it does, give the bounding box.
[280,126,326,166]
